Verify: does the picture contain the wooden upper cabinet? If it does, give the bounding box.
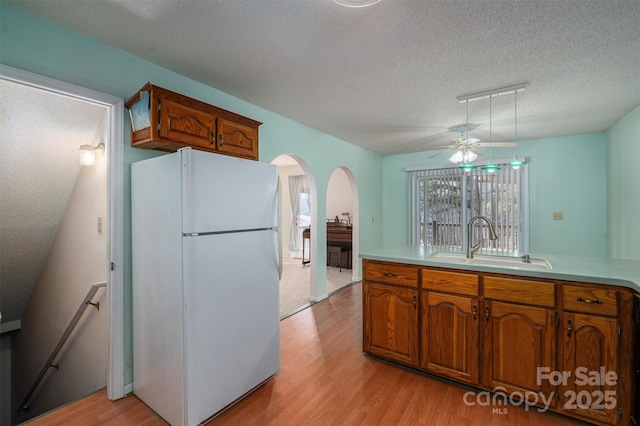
[160,98,215,149]
[217,118,258,160]
[126,83,261,160]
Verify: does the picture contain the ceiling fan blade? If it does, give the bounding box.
[428,149,450,159]
[474,142,516,147]
[470,147,485,157]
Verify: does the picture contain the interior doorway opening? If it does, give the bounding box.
[0,65,125,424]
[326,167,360,293]
[271,154,317,319]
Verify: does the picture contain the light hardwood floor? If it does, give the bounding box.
[28,282,583,425]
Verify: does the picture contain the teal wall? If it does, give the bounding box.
[2,1,637,391]
[0,3,383,385]
[607,105,640,260]
[383,133,608,257]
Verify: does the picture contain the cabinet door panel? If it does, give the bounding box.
[217,118,258,160]
[561,313,618,425]
[482,301,556,408]
[363,283,419,366]
[421,292,479,384]
[160,99,215,149]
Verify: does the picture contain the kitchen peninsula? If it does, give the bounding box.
[360,246,640,426]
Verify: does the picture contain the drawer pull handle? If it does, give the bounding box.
[413,295,417,308]
[567,318,573,337]
[576,297,603,305]
[485,306,490,321]
[472,305,477,321]
[382,272,398,278]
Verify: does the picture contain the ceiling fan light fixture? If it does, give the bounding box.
[449,150,478,164]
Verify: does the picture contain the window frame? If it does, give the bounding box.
[409,160,529,255]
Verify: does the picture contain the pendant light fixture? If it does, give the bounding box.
[509,90,524,169]
[481,95,500,173]
[459,100,476,172]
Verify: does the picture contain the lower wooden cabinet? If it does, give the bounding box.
[361,259,638,425]
[420,291,479,384]
[482,300,557,409]
[560,312,619,424]
[363,282,419,366]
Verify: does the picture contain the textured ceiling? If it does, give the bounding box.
[0,79,107,322]
[7,0,639,155]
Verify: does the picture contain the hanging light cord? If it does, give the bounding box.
[514,90,518,158]
[466,100,469,145]
[488,95,493,163]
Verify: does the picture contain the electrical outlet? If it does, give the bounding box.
[552,212,563,221]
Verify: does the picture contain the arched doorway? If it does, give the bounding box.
[326,167,360,293]
[271,155,318,318]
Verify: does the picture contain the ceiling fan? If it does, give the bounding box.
[428,125,515,163]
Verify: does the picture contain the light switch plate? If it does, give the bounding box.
[552,212,563,221]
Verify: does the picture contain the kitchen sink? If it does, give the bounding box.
[428,252,552,270]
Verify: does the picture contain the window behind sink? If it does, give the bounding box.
[409,162,528,255]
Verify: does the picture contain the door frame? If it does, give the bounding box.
[0,64,126,400]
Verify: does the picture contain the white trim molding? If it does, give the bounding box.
[0,64,126,400]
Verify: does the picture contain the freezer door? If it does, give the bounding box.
[181,149,278,234]
[182,229,280,425]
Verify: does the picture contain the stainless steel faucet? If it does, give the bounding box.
[466,215,499,259]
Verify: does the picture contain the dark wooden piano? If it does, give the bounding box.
[301,223,352,269]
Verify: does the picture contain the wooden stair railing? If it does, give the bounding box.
[17,281,106,412]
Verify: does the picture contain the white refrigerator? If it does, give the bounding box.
[131,148,280,426]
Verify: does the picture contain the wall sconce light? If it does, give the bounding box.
[79,142,105,166]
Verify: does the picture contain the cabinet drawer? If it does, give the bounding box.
[421,268,479,296]
[364,261,419,288]
[483,276,555,307]
[562,284,617,316]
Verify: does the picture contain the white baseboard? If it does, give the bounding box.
[308,294,328,303]
[124,382,134,395]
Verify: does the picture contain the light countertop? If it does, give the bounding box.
[360,245,640,292]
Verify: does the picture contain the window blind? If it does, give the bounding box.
[410,162,525,255]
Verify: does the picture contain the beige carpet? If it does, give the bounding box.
[279,256,357,318]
